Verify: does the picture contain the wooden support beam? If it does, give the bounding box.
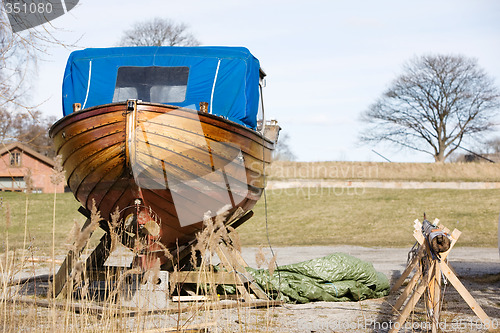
[439,260,493,332]
[161,241,196,271]
[390,262,435,333]
[52,218,92,297]
[215,245,253,302]
[393,265,422,311]
[52,225,111,298]
[167,238,268,303]
[225,245,269,300]
[413,228,425,245]
[85,233,112,270]
[391,245,425,293]
[170,271,249,285]
[431,263,442,333]
[216,243,269,301]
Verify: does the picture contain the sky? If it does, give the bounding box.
[26,0,500,162]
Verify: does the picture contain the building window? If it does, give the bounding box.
[0,176,25,191]
[10,152,21,167]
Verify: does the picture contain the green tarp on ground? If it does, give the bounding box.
[244,253,390,303]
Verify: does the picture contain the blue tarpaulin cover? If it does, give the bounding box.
[62,46,261,128]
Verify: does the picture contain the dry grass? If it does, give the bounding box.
[0,191,279,332]
[268,161,500,182]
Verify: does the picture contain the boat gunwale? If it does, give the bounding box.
[137,104,276,150]
[49,101,276,147]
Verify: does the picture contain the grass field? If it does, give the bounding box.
[1,187,499,255]
[269,161,500,182]
[239,187,500,248]
[0,192,87,255]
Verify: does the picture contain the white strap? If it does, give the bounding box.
[209,60,221,114]
[82,60,92,109]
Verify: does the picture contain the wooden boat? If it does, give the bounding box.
[49,47,279,267]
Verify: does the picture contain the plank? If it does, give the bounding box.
[4,295,283,319]
[170,271,249,285]
[393,266,422,310]
[413,228,425,245]
[171,296,208,302]
[53,218,92,297]
[391,244,425,293]
[85,233,112,270]
[431,263,442,333]
[227,246,269,300]
[2,296,113,315]
[216,244,269,301]
[439,261,493,331]
[389,261,435,333]
[215,245,253,303]
[53,225,111,298]
[122,299,283,317]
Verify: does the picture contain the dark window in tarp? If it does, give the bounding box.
[112,66,189,104]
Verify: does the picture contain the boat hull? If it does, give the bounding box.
[50,102,276,255]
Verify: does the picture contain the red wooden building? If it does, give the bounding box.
[0,142,65,193]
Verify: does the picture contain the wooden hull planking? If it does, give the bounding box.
[50,102,276,252]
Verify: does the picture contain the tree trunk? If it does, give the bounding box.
[434,151,446,162]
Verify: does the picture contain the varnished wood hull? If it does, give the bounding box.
[50,102,276,252]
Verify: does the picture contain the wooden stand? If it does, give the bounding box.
[390,222,493,333]
[171,241,269,302]
[52,217,112,298]
[52,208,271,308]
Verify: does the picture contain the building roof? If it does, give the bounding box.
[0,142,55,167]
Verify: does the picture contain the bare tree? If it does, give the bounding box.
[272,133,296,161]
[360,54,500,162]
[0,7,73,157]
[14,110,56,157]
[0,8,73,110]
[482,137,500,154]
[119,18,200,47]
[0,2,73,157]
[0,15,37,113]
[0,109,56,157]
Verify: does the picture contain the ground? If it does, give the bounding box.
[6,246,500,332]
[228,246,500,332]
